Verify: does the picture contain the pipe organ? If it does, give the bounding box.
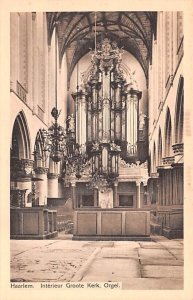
[72,38,142,176]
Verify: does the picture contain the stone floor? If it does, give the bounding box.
[10,234,183,290]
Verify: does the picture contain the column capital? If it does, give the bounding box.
[136,180,141,186]
[71,181,76,187]
[114,180,118,187]
[150,172,159,178]
[162,156,175,166]
[142,180,148,186]
[10,158,34,180]
[172,143,183,155]
[34,167,49,175]
[47,173,59,179]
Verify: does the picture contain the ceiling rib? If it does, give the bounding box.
[46,11,157,83]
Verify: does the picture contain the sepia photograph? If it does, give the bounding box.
[9,9,184,288]
[1,1,193,299]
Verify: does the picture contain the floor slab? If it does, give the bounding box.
[140,258,183,266]
[138,248,174,259]
[82,257,141,280]
[10,236,184,290]
[141,265,183,278]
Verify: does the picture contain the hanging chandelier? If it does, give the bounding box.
[41,22,85,174]
[41,24,66,163]
[41,107,66,163]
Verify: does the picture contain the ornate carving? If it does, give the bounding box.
[34,167,49,175]
[66,114,75,133]
[120,159,148,169]
[139,112,147,130]
[10,158,34,180]
[162,156,175,166]
[172,143,183,155]
[10,188,27,207]
[110,141,121,152]
[151,172,159,178]
[89,38,124,77]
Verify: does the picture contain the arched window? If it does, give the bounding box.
[34,130,47,168]
[174,76,184,144]
[158,128,162,165]
[152,142,156,173]
[164,108,172,157]
[11,111,31,159]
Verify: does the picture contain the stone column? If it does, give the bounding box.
[71,181,76,209]
[136,181,141,209]
[34,167,48,206]
[113,180,118,207]
[47,173,59,198]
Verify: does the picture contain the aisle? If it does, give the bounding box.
[10,237,183,289]
[74,239,183,289]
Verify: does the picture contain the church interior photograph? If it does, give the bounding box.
[9,11,184,288]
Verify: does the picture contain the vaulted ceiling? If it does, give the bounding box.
[46,12,157,84]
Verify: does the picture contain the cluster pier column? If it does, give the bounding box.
[47,173,59,198]
[34,167,48,206]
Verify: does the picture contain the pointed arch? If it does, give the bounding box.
[148,151,151,175]
[11,111,31,159]
[164,107,172,157]
[174,76,184,144]
[152,142,156,173]
[34,130,47,168]
[157,127,162,165]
